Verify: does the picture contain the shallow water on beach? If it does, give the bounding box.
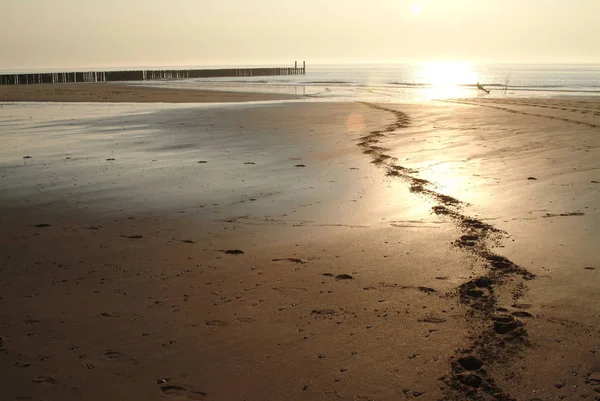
[0,102,399,223]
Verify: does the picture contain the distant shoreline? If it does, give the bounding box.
[0,83,303,103]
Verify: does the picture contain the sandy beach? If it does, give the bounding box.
[0,90,599,401]
[0,83,302,103]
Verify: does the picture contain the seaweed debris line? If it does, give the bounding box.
[359,102,535,401]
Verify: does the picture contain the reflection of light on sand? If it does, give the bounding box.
[423,85,471,100]
[346,113,365,133]
[425,161,470,196]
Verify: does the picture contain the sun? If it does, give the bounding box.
[411,2,423,17]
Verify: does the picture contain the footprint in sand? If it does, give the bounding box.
[587,372,600,387]
[458,355,484,371]
[104,350,125,360]
[235,317,256,323]
[456,373,482,388]
[321,273,353,280]
[272,258,305,264]
[511,311,533,318]
[160,385,207,400]
[220,249,244,255]
[33,376,56,385]
[205,320,228,327]
[422,317,446,324]
[418,286,436,294]
[492,314,521,334]
[15,361,32,368]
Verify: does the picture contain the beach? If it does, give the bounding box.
[0,83,302,103]
[0,87,599,400]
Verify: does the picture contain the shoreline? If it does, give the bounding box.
[0,82,303,103]
[4,82,600,106]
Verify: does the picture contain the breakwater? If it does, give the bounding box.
[0,61,306,85]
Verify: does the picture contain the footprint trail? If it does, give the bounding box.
[359,102,536,400]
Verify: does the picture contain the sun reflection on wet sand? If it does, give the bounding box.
[423,161,472,195]
[422,85,472,100]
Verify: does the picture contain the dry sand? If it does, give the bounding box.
[0,95,599,401]
[0,83,302,103]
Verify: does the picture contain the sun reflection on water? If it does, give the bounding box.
[417,62,479,99]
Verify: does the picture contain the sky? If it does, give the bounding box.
[1,0,599,71]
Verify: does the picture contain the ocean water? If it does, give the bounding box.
[131,62,600,100]
[4,62,598,100]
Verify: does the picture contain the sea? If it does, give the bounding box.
[124,62,600,101]
[2,63,599,101]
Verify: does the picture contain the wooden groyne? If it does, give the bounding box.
[0,61,306,85]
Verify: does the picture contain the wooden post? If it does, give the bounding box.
[0,63,309,85]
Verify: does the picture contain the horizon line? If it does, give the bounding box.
[2,60,600,74]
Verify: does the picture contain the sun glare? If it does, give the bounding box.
[411,3,423,16]
[420,62,477,86]
[416,62,478,99]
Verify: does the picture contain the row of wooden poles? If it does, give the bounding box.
[0,62,306,85]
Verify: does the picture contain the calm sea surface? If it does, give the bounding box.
[3,63,599,100]
[130,63,600,100]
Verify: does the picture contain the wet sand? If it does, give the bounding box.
[0,98,599,400]
[0,83,302,103]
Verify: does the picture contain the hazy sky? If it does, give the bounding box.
[2,0,599,71]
